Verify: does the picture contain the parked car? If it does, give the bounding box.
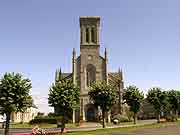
[0,115,6,128]
[0,115,6,123]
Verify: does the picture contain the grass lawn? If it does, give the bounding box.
[66,121,180,135]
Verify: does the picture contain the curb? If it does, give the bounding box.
[8,132,66,135]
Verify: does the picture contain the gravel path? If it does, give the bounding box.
[99,124,180,135]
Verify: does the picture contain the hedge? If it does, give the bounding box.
[29,118,57,124]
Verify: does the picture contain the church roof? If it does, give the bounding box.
[32,103,38,109]
[108,72,122,81]
[80,16,100,19]
[61,73,72,80]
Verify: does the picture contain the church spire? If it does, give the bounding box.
[55,69,58,82]
[72,48,76,60]
[104,48,108,63]
[55,68,59,82]
[55,67,63,83]
[105,48,108,84]
[118,67,123,80]
[72,48,76,85]
[118,67,121,74]
[59,68,62,81]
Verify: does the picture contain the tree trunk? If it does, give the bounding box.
[72,109,75,123]
[107,111,111,123]
[175,109,178,121]
[175,109,178,116]
[102,109,106,128]
[133,113,136,124]
[4,112,10,135]
[61,111,66,133]
[157,112,160,123]
[61,117,65,133]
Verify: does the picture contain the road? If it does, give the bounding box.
[98,124,180,135]
[0,127,101,134]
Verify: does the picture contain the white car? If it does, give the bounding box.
[0,115,6,123]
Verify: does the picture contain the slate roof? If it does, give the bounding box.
[108,72,122,80]
[61,73,72,80]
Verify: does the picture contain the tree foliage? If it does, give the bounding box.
[123,85,144,124]
[88,81,117,128]
[166,90,180,116]
[48,80,80,130]
[0,72,32,135]
[146,87,167,123]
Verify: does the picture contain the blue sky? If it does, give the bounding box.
[0,0,180,113]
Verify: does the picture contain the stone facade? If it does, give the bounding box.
[55,16,124,122]
[10,106,38,123]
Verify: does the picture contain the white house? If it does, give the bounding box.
[10,104,38,123]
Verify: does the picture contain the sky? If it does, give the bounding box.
[0,0,180,113]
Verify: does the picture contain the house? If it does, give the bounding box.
[10,104,38,123]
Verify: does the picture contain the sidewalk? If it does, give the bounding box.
[66,119,157,132]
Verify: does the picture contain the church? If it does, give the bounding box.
[55,16,124,122]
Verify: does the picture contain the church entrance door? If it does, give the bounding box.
[86,107,96,122]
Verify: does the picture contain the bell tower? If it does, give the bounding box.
[80,16,100,46]
[79,16,101,95]
[79,16,101,121]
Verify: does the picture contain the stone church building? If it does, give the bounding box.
[55,16,124,122]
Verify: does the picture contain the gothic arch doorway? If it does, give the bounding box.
[85,104,96,122]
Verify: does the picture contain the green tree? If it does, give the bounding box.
[47,112,57,118]
[146,87,167,123]
[123,85,144,124]
[166,90,180,116]
[0,72,32,135]
[48,80,80,132]
[88,81,117,128]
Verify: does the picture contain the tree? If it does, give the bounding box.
[0,72,32,135]
[146,87,167,123]
[48,80,80,132]
[166,90,180,116]
[123,85,144,124]
[47,112,57,118]
[88,81,117,128]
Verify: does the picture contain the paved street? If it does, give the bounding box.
[0,127,103,134]
[98,124,180,135]
[0,127,101,134]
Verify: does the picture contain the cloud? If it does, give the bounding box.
[32,95,53,114]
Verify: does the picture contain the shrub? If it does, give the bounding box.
[165,114,178,122]
[127,111,134,121]
[29,118,57,124]
[112,114,130,124]
[29,115,74,125]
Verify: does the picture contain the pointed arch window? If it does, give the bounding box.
[86,64,96,87]
[86,28,89,43]
[91,27,95,43]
